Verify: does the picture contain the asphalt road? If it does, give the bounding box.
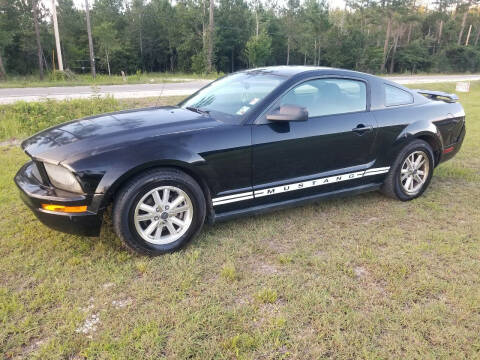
[1,74,479,104]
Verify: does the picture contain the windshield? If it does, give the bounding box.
[180,71,286,123]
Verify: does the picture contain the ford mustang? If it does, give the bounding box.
[15,66,466,255]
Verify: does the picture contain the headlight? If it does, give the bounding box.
[44,163,83,193]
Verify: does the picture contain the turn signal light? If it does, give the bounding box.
[41,204,87,213]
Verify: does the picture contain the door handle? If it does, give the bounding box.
[352,124,373,134]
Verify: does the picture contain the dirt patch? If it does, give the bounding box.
[256,263,279,275]
[16,338,48,359]
[0,139,21,147]
[354,266,386,295]
[112,298,133,309]
[75,313,100,338]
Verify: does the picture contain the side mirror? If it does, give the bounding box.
[266,105,308,122]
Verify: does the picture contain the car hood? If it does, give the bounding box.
[21,106,221,164]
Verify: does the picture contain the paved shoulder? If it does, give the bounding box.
[0,80,212,104]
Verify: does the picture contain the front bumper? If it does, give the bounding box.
[14,161,103,236]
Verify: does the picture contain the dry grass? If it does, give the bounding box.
[0,82,479,359]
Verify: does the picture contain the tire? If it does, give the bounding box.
[113,168,206,255]
[381,139,435,201]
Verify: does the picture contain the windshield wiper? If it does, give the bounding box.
[186,106,210,116]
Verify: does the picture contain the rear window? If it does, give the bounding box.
[385,84,414,106]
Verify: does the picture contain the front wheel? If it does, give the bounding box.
[113,168,206,255]
[381,139,435,201]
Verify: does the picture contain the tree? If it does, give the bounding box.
[206,0,215,72]
[52,0,64,71]
[215,0,252,72]
[32,0,44,79]
[2,0,480,77]
[283,0,300,65]
[85,0,96,77]
[0,0,17,79]
[245,31,271,67]
[94,22,118,75]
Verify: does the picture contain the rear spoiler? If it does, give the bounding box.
[413,89,459,103]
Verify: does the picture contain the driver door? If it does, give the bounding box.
[251,77,378,204]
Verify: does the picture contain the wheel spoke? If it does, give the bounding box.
[416,170,424,176]
[414,154,424,168]
[401,173,409,181]
[137,213,156,221]
[155,225,164,240]
[161,188,170,205]
[169,205,189,214]
[165,221,176,235]
[169,195,185,210]
[152,190,162,207]
[139,203,156,213]
[170,216,185,227]
[409,176,415,191]
[417,159,426,168]
[406,157,413,168]
[405,176,413,191]
[144,220,159,236]
[414,174,423,184]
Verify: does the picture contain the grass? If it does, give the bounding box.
[0,72,219,89]
[0,82,479,358]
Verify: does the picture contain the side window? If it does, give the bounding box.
[385,84,414,106]
[278,78,367,117]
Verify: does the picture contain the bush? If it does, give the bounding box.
[396,40,432,73]
[434,45,480,73]
[49,71,68,81]
[191,53,207,74]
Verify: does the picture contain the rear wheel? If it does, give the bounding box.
[381,140,434,201]
[113,168,206,255]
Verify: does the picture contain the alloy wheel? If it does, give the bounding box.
[133,186,193,244]
[400,150,430,195]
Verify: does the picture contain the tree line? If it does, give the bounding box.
[1,0,480,79]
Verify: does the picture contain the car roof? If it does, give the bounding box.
[240,66,374,79]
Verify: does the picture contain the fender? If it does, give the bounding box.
[387,119,443,167]
[71,141,216,210]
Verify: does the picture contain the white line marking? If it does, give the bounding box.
[212,167,390,206]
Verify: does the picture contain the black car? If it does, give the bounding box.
[15,66,466,255]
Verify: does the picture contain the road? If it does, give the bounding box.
[1,74,479,104]
[0,80,212,104]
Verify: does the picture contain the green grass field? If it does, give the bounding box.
[0,72,218,89]
[0,83,479,359]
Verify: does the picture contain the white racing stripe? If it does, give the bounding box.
[211,191,254,206]
[211,167,390,206]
